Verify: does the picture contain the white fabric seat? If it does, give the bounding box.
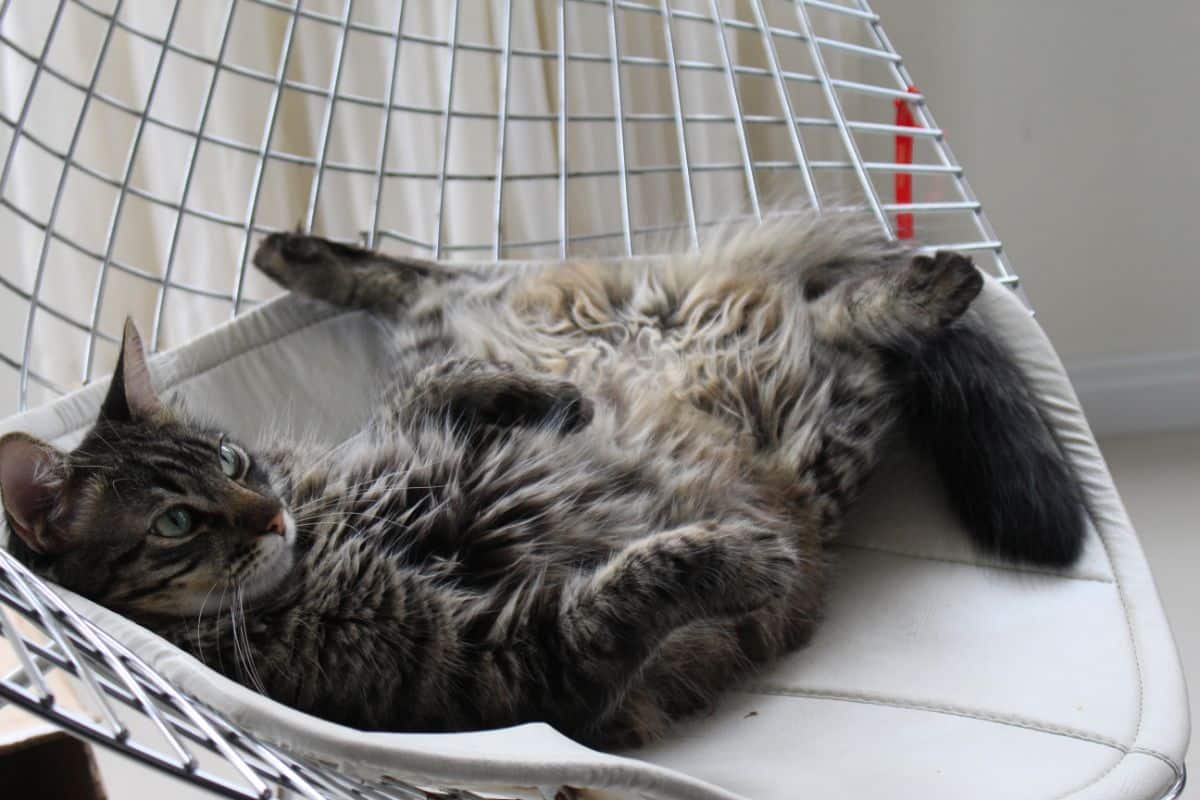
[1,272,1188,799]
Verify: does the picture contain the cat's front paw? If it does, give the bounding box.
[543,383,594,433]
[903,250,983,327]
[668,524,798,617]
[253,231,362,303]
[475,382,594,434]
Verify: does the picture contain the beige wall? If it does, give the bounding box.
[872,0,1200,365]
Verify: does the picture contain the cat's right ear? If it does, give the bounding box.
[100,318,163,423]
[0,432,67,554]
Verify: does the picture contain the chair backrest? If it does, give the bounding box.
[0,0,1012,418]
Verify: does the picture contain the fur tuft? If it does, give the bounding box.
[900,316,1086,567]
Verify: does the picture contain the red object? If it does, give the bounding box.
[893,85,919,239]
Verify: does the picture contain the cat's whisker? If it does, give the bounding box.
[193,578,224,664]
[287,482,449,519]
[231,584,267,696]
[293,508,390,531]
[212,577,231,678]
[294,472,448,502]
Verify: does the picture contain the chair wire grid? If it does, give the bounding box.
[0,1,1022,798]
[0,0,1014,416]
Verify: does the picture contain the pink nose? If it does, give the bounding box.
[264,510,287,537]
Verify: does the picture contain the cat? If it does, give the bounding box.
[0,211,1085,748]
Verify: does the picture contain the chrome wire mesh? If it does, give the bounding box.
[0,0,1015,417]
[0,543,566,800]
[0,1,1016,797]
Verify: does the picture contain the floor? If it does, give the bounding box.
[24,431,1200,798]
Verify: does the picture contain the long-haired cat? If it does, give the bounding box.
[0,212,1084,747]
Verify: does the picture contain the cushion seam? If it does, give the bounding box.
[738,685,1129,752]
[832,541,1115,583]
[1066,449,1146,759]
[739,686,1181,794]
[987,282,1155,798]
[1131,747,1183,771]
[1054,750,1182,800]
[1090,517,1146,748]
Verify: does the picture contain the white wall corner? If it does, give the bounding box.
[1066,352,1200,437]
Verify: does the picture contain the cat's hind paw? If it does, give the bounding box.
[253,231,368,304]
[903,250,984,328]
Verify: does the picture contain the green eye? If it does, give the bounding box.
[152,507,194,538]
[218,439,248,479]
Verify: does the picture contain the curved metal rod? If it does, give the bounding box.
[147,0,242,349]
[430,0,463,259]
[225,2,303,325]
[304,0,356,233]
[82,0,189,384]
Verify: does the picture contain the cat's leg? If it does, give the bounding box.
[385,357,593,433]
[595,580,823,748]
[592,620,747,749]
[511,516,802,745]
[774,250,985,530]
[253,231,454,314]
[810,250,983,347]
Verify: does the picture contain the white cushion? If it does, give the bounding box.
[0,273,1187,799]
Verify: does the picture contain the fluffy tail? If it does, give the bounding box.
[901,318,1086,567]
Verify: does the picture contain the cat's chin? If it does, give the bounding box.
[237,511,297,606]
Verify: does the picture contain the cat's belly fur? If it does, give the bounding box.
[233,251,862,735]
[251,354,813,733]
[433,263,799,464]
[285,262,814,619]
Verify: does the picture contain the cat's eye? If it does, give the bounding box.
[218,439,248,479]
[152,507,194,538]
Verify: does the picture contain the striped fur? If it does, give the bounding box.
[0,211,1084,747]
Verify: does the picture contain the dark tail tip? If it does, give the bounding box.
[901,320,1086,567]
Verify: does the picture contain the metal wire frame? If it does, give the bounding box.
[0,0,1038,796]
[0,544,551,800]
[0,0,1012,410]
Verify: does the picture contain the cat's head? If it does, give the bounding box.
[0,320,296,618]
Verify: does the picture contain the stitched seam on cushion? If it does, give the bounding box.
[1054,750,1183,800]
[985,284,1152,798]
[1131,747,1183,772]
[738,685,1129,752]
[1054,752,1132,800]
[832,541,1115,583]
[1084,478,1146,752]
[1106,550,1146,743]
[987,401,1151,800]
[744,685,1182,793]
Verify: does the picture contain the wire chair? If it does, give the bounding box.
[0,1,1059,798]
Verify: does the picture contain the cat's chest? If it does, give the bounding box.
[441,293,686,377]
[295,435,634,589]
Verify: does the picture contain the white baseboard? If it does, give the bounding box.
[1065,351,1200,437]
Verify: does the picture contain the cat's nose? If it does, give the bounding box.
[264,510,287,537]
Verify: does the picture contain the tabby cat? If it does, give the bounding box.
[0,212,1084,747]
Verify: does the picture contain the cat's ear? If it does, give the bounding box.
[0,432,68,554]
[100,319,163,423]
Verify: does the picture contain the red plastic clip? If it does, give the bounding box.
[893,85,920,239]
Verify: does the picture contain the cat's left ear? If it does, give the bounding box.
[99,319,163,423]
[0,432,68,554]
